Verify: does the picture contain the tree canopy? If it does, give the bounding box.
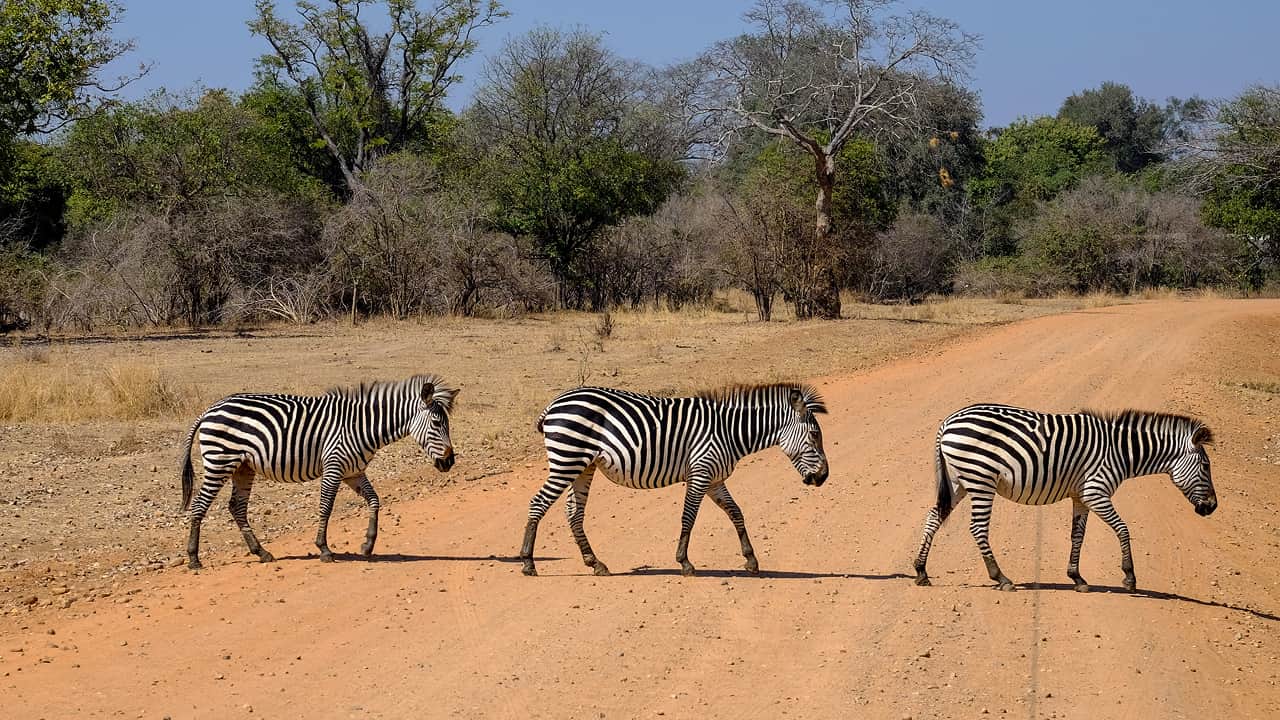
[1058,81,1169,174]
[0,0,142,136]
[464,27,685,309]
[248,0,505,195]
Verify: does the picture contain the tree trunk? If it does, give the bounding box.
[808,153,842,320]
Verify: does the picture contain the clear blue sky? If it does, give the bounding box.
[108,0,1280,128]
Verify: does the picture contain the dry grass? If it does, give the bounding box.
[1237,379,1280,394]
[0,349,200,422]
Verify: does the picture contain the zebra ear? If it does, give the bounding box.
[438,387,459,411]
[1192,425,1214,447]
[789,388,806,414]
[421,382,436,404]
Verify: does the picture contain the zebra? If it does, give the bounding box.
[912,404,1217,592]
[520,383,829,577]
[179,375,459,570]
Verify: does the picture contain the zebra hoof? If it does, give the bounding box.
[319,553,335,563]
[1122,579,1137,593]
[1073,582,1090,593]
[188,559,203,571]
[744,558,759,574]
[592,562,611,577]
[257,550,276,563]
[361,544,375,557]
[914,574,931,587]
[996,581,1017,592]
[680,562,697,577]
[522,564,537,577]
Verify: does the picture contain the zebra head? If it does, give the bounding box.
[779,387,829,487]
[408,380,459,472]
[1170,425,1216,516]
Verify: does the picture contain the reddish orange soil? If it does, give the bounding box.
[2,299,1278,719]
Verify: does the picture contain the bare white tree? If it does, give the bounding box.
[1171,85,1280,193]
[687,0,978,317]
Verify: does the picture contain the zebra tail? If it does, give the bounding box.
[934,441,953,522]
[180,423,196,512]
[534,407,549,434]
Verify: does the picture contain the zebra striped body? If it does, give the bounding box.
[521,384,829,577]
[180,375,458,569]
[913,403,1217,592]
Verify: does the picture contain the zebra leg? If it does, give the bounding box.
[967,489,1016,591]
[228,466,275,563]
[1082,492,1136,592]
[912,506,945,586]
[344,474,381,557]
[1067,498,1090,592]
[565,472,609,576]
[675,474,711,577]
[186,465,233,570]
[521,464,586,576]
[314,468,344,563]
[709,484,758,574]
[566,473,610,576]
[913,449,960,586]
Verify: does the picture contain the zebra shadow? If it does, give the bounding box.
[273,553,566,564]
[1020,582,1280,622]
[623,566,910,580]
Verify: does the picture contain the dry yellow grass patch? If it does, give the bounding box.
[1238,379,1280,394]
[0,348,199,421]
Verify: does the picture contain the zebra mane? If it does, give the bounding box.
[695,383,827,414]
[324,374,458,412]
[1082,408,1213,445]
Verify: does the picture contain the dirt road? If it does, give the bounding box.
[3,299,1278,719]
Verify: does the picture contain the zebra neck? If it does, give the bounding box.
[1111,423,1182,477]
[721,404,787,458]
[348,397,414,451]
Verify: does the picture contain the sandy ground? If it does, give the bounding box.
[0,298,1082,608]
[1,298,1278,719]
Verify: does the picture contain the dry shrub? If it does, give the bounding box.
[867,213,956,302]
[0,352,199,421]
[1239,380,1280,394]
[1074,291,1125,309]
[103,364,196,418]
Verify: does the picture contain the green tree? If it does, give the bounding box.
[977,117,1110,203]
[882,80,986,220]
[61,89,327,222]
[1058,81,1169,174]
[690,0,978,318]
[0,139,67,250]
[0,0,142,136]
[464,28,684,309]
[742,136,895,312]
[238,80,348,200]
[969,116,1109,254]
[1178,86,1280,287]
[56,90,332,326]
[249,0,504,197]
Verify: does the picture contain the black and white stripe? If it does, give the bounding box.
[520,384,829,577]
[912,404,1217,592]
[179,375,459,569]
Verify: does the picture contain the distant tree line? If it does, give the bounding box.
[2,0,1278,332]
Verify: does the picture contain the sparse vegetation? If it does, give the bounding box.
[0,350,198,421]
[1238,379,1280,394]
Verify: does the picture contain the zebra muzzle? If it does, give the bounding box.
[1195,498,1217,516]
[435,450,456,472]
[804,468,829,487]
